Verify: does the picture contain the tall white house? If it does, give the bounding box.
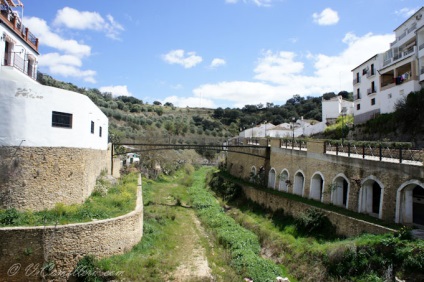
[353,7,424,124]
[0,0,110,211]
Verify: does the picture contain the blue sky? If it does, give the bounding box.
[20,0,422,108]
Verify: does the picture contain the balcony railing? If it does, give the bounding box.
[353,78,360,84]
[403,46,415,57]
[398,31,407,41]
[367,88,372,95]
[421,67,424,75]
[2,52,37,80]
[420,43,424,51]
[0,3,38,51]
[366,71,375,78]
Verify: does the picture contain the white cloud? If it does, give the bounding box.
[225,0,273,7]
[25,16,97,83]
[99,85,132,97]
[53,7,124,40]
[163,95,215,108]
[162,49,203,68]
[189,32,394,108]
[210,58,226,68]
[254,50,304,83]
[24,17,91,57]
[38,53,97,83]
[312,8,339,26]
[395,7,419,18]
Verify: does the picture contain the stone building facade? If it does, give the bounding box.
[227,138,424,227]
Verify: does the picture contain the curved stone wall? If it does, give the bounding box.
[0,175,143,281]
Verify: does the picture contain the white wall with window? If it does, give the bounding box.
[0,78,108,149]
[0,25,39,79]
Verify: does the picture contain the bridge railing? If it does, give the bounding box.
[324,141,423,166]
[279,138,308,151]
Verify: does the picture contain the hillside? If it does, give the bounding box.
[37,72,424,148]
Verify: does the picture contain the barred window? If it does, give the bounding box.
[52,111,72,128]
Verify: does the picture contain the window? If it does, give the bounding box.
[388,93,392,99]
[371,98,376,106]
[52,111,72,128]
[370,64,375,75]
[356,89,361,99]
[356,104,361,110]
[99,126,102,137]
[371,81,376,93]
[91,121,95,134]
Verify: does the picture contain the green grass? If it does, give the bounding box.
[0,173,138,226]
[95,167,241,281]
[188,167,287,282]
[211,173,424,281]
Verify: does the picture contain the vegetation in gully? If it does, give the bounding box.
[209,172,424,281]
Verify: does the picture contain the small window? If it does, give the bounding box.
[52,111,72,128]
[99,126,102,137]
[356,104,361,110]
[371,98,376,106]
[388,93,392,99]
[91,121,95,134]
[371,81,376,93]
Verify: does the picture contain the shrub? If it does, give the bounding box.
[295,208,336,238]
[0,208,20,225]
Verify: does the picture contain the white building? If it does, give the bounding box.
[321,95,354,124]
[353,7,424,124]
[0,0,108,149]
[0,0,109,211]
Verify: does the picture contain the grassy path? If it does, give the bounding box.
[97,169,240,281]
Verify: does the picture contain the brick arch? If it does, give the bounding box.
[331,173,350,209]
[268,167,277,189]
[278,169,290,192]
[396,179,424,225]
[309,172,325,202]
[359,175,385,219]
[293,170,305,196]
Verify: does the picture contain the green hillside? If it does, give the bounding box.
[37,72,424,147]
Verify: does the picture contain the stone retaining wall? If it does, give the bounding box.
[242,185,395,237]
[0,146,111,211]
[0,175,143,282]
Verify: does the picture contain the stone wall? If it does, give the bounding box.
[0,146,111,211]
[0,175,143,282]
[227,138,424,224]
[242,185,395,237]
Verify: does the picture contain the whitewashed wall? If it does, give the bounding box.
[0,78,108,149]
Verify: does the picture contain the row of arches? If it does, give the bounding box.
[252,166,424,226]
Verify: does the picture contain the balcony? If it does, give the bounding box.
[2,52,37,80]
[353,78,360,84]
[366,71,375,78]
[0,3,38,51]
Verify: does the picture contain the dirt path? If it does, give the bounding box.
[168,209,213,282]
